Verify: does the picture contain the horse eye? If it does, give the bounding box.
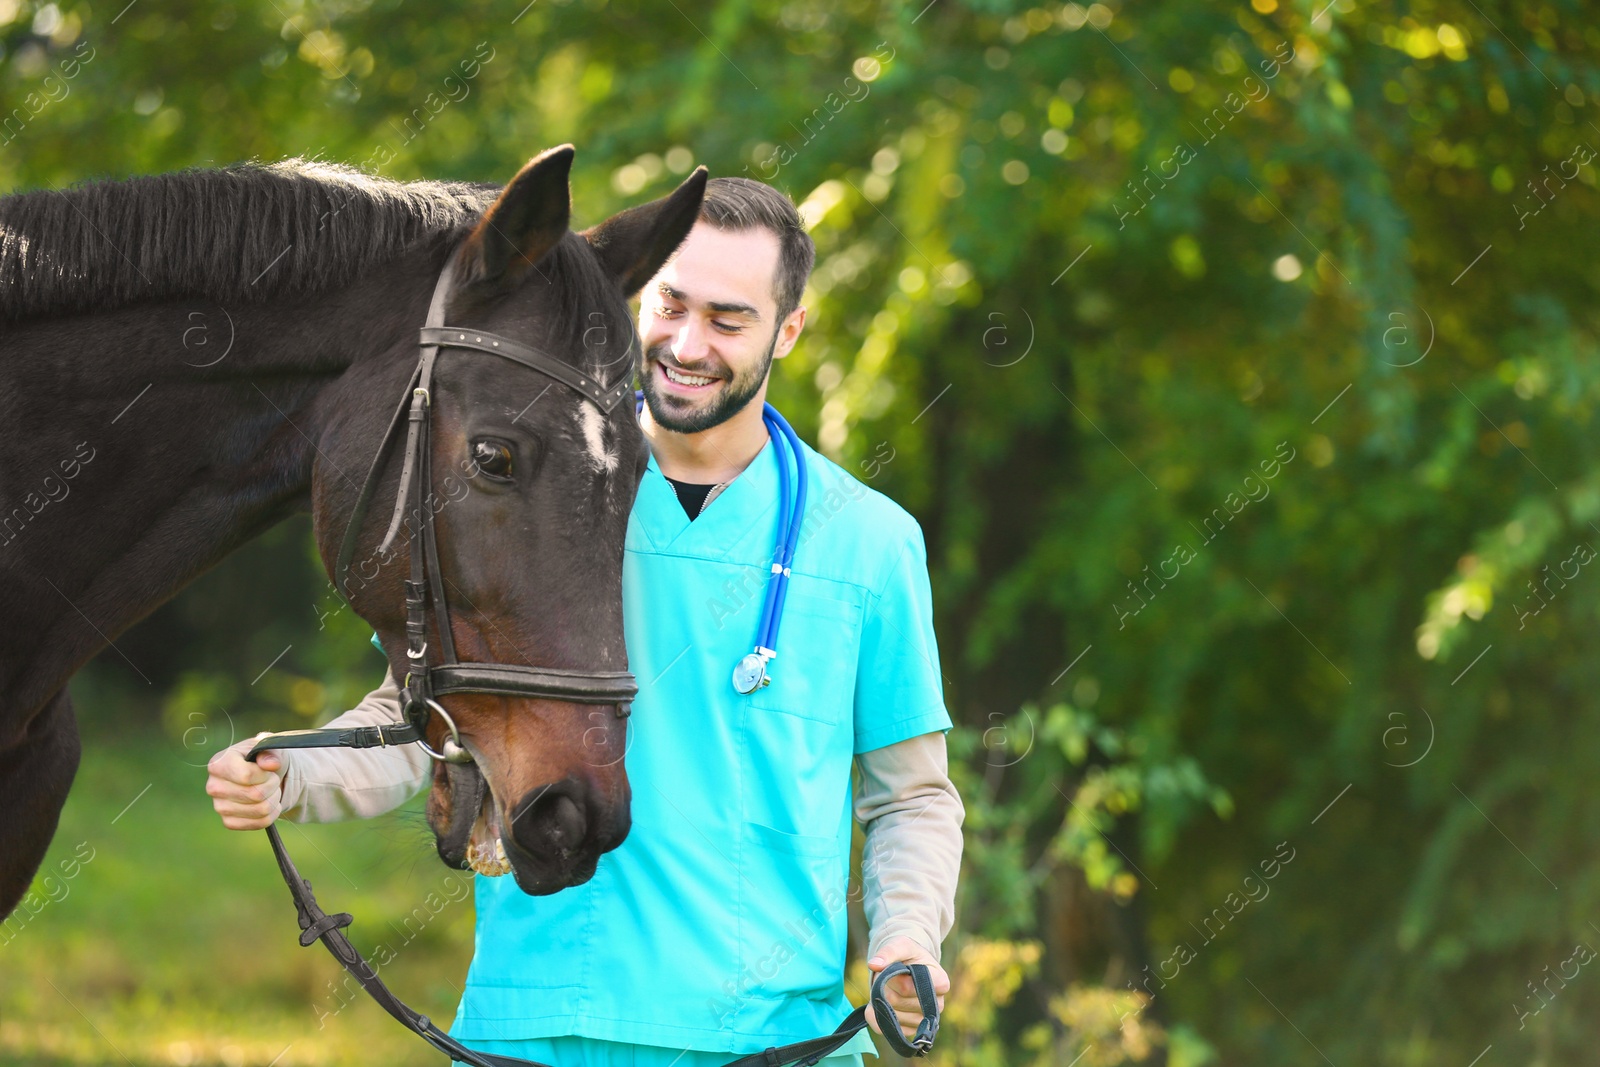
[471,439,514,480]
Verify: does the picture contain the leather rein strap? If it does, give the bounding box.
[241,778,939,1067]
[252,814,546,1067]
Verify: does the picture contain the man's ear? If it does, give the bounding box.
[456,144,575,291]
[773,305,808,360]
[581,167,708,296]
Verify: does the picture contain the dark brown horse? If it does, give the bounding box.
[0,146,705,917]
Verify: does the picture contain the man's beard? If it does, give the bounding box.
[638,328,779,434]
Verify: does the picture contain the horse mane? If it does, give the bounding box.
[0,157,501,323]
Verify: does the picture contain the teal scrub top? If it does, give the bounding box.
[436,433,952,1057]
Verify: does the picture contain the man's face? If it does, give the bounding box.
[637,221,803,434]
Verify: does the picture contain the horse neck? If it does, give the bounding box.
[0,246,441,736]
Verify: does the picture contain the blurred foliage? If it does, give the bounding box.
[5,0,1600,1063]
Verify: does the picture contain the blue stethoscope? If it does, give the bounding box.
[636,393,808,694]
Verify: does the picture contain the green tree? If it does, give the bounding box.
[5,0,1600,1063]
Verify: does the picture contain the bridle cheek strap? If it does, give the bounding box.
[332,245,456,602]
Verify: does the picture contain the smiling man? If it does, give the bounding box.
[207,177,964,1067]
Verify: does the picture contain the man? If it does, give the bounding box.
[207,177,964,1067]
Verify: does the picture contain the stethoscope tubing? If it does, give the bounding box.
[633,391,809,687]
[760,404,807,657]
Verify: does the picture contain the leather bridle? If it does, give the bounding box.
[261,239,638,764]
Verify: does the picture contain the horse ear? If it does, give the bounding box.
[581,167,708,296]
[458,144,575,289]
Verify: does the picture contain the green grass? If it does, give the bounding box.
[1,727,475,1066]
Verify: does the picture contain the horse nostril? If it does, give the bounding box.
[510,780,591,857]
[546,794,585,847]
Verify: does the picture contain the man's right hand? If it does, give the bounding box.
[206,734,284,830]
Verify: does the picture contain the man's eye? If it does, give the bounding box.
[714,322,743,334]
[471,440,514,480]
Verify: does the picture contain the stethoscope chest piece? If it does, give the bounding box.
[733,652,773,695]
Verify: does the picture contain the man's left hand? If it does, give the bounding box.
[865,936,949,1045]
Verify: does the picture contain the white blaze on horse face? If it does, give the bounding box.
[576,404,618,476]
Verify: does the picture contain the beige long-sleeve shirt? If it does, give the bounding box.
[275,670,964,962]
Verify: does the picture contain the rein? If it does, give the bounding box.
[244,241,940,1066]
[244,804,936,1067]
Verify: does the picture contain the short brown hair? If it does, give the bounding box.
[698,177,815,322]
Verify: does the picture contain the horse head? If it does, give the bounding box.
[316,146,705,893]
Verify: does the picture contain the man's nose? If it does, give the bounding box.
[673,318,714,364]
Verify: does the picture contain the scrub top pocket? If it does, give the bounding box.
[747,588,862,725]
[737,820,849,999]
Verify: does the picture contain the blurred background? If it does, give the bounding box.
[4,0,1598,1063]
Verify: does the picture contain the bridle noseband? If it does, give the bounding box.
[327,240,638,762]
